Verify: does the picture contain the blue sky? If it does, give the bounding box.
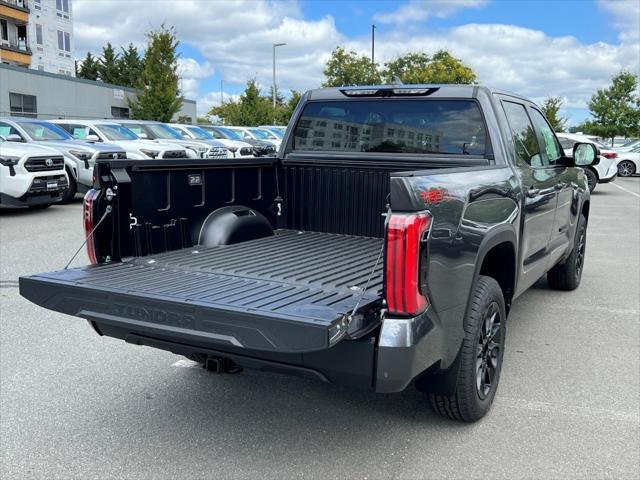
[74,0,639,125]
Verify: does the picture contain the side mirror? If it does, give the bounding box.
[86,134,100,142]
[6,134,23,142]
[573,143,600,166]
[137,132,148,139]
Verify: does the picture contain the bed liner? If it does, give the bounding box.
[19,230,384,353]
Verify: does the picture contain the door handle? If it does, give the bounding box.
[526,187,540,198]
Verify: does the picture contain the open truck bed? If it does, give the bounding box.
[20,230,384,353]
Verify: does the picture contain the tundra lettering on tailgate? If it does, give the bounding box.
[109,303,196,329]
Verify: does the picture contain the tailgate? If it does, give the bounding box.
[19,230,383,353]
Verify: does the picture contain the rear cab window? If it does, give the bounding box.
[292,100,489,156]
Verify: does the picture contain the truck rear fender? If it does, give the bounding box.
[387,166,520,369]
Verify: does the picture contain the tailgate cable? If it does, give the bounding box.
[63,205,112,270]
[346,203,390,325]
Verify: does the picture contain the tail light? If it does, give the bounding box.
[385,212,431,316]
[602,152,618,159]
[83,189,99,264]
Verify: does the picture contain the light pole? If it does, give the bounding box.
[272,42,286,109]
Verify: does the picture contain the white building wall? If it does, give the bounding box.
[27,0,75,76]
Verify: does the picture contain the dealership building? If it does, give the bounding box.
[0,64,198,122]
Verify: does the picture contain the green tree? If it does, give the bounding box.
[587,71,640,144]
[540,97,567,132]
[209,79,272,126]
[77,51,99,81]
[98,43,121,84]
[128,25,183,122]
[118,43,144,88]
[382,50,477,84]
[322,47,381,87]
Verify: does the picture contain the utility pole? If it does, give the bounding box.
[220,79,224,105]
[272,42,286,109]
[371,24,376,66]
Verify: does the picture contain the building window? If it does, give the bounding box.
[1,20,7,42]
[111,106,130,119]
[9,93,37,117]
[57,30,71,51]
[36,24,43,45]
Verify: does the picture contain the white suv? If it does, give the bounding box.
[556,133,619,191]
[168,123,254,158]
[113,120,228,159]
[0,117,126,202]
[51,120,190,160]
[0,136,69,208]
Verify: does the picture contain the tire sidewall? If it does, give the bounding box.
[583,168,597,192]
[460,276,507,420]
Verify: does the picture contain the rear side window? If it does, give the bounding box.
[293,100,488,155]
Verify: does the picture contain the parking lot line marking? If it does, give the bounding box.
[497,397,640,423]
[611,182,640,198]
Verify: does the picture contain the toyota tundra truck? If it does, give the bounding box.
[19,85,599,422]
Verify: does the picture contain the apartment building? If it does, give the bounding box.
[0,0,74,76]
[296,116,443,153]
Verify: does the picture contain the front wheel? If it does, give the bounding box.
[429,275,506,422]
[617,160,636,177]
[60,173,77,203]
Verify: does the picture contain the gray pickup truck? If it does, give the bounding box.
[19,85,599,422]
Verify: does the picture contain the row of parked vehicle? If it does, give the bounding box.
[556,132,639,191]
[0,116,286,208]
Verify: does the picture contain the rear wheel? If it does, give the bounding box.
[60,171,77,203]
[429,275,506,422]
[547,213,587,290]
[617,160,636,177]
[583,168,597,192]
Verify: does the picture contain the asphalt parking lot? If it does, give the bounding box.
[1,178,638,479]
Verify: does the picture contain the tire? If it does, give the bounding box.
[429,275,506,422]
[617,160,636,177]
[60,171,77,203]
[583,168,597,192]
[547,213,587,290]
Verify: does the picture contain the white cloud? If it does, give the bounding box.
[72,0,639,121]
[598,0,640,43]
[344,23,638,114]
[197,91,242,116]
[373,0,488,25]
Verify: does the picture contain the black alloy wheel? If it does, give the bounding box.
[476,301,501,400]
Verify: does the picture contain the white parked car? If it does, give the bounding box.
[113,120,228,159]
[615,145,639,177]
[614,139,640,153]
[51,119,189,160]
[0,135,69,208]
[556,133,618,191]
[167,123,254,158]
[259,125,286,138]
[226,126,282,150]
[0,117,126,202]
